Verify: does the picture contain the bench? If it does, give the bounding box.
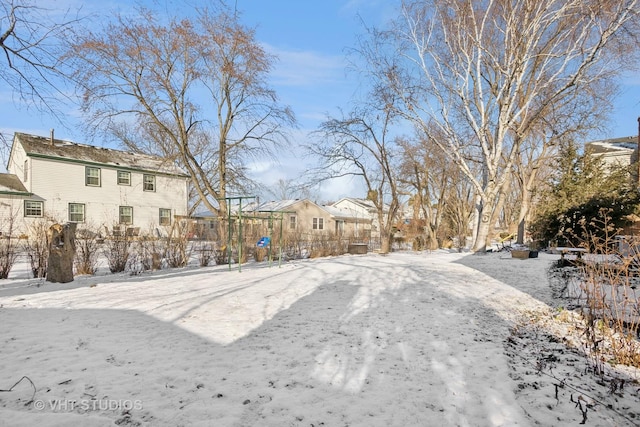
[554,247,587,260]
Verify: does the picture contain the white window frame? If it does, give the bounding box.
[159,208,171,226]
[24,200,43,217]
[69,203,85,223]
[85,166,101,186]
[143,174,156,192]
[119,206,133,225]
[312,217,324,230]
[289,215,297,230]
[117,170,131,186]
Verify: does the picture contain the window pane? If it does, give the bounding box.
[143,174,155,191]
[159,208,171,225]
[86,167,100,186]
[313,217,324,230]
[69,203,85,222]
[119,206,133,224]
[25,201,43,217]
[117,171,131,185]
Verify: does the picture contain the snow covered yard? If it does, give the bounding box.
[0,251,638,426]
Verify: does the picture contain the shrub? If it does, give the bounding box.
[0,213,19,279]
[23,220,51,278]
[568,213,640,369]
[103,235,131,273]
[163,221,190,268]
[74,227,101,275]
[531,191,640,249]
[0,237,18,279]
[195,241,214,267]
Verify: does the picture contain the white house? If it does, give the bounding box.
[2,132,190,237]
[586,136,637,171]
[330,197,383,239]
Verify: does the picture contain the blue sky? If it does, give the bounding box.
[0,0,398,201]
[1,0,639,201]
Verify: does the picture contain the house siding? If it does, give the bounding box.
[0,196,28,235]
[27,157,187,231]
[4,133,189,237]
[289,200,330,234]
[332,198,377,237]
[7,143,28,191]
[242,199,371,238]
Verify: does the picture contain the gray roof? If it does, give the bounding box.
[0,173,30,194]
[586,136,637,153]
[15,133,188,177]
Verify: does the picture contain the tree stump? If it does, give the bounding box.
[46,223,77,283]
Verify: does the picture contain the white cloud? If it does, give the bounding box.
[264,44,348,88]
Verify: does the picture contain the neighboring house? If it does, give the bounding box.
[330,197,384,239]
[586,136,637,171]
[0,173,33,236]
[243,199,371,238]
[2,132,190,237]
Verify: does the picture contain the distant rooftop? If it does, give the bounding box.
[14,132,188,177]
[586,135,637,153]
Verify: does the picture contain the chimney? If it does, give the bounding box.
[50,129,54,146]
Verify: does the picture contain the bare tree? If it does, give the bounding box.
[67,5,295,218]
[364,0,640,251]
[267,178,311,201]
[0,201,20,279]
[310,105,403,254]
[398,133,471,249]
[0,0,79,111]
[0,0,81,159]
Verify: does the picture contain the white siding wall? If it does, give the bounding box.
[7,143,28,189]
[332,200,376,236]
[30,158,188,234]
[597,152,633,171]
[0,196,27,235]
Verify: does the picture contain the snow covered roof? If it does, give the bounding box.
[244,199,300,212]
[334,197,377,210]
[320,204,368,221]
[586,136,637,153]
[0,173,30,195]
[14,132,188,177]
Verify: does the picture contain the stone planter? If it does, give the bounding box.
[348,244,368,254]
[511,249,530,259]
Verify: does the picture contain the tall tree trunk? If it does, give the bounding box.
[516,189,531,245]
[472,210,492,252]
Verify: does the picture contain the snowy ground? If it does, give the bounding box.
[0,250,638,426]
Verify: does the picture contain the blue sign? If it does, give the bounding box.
[257,237,270,247]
